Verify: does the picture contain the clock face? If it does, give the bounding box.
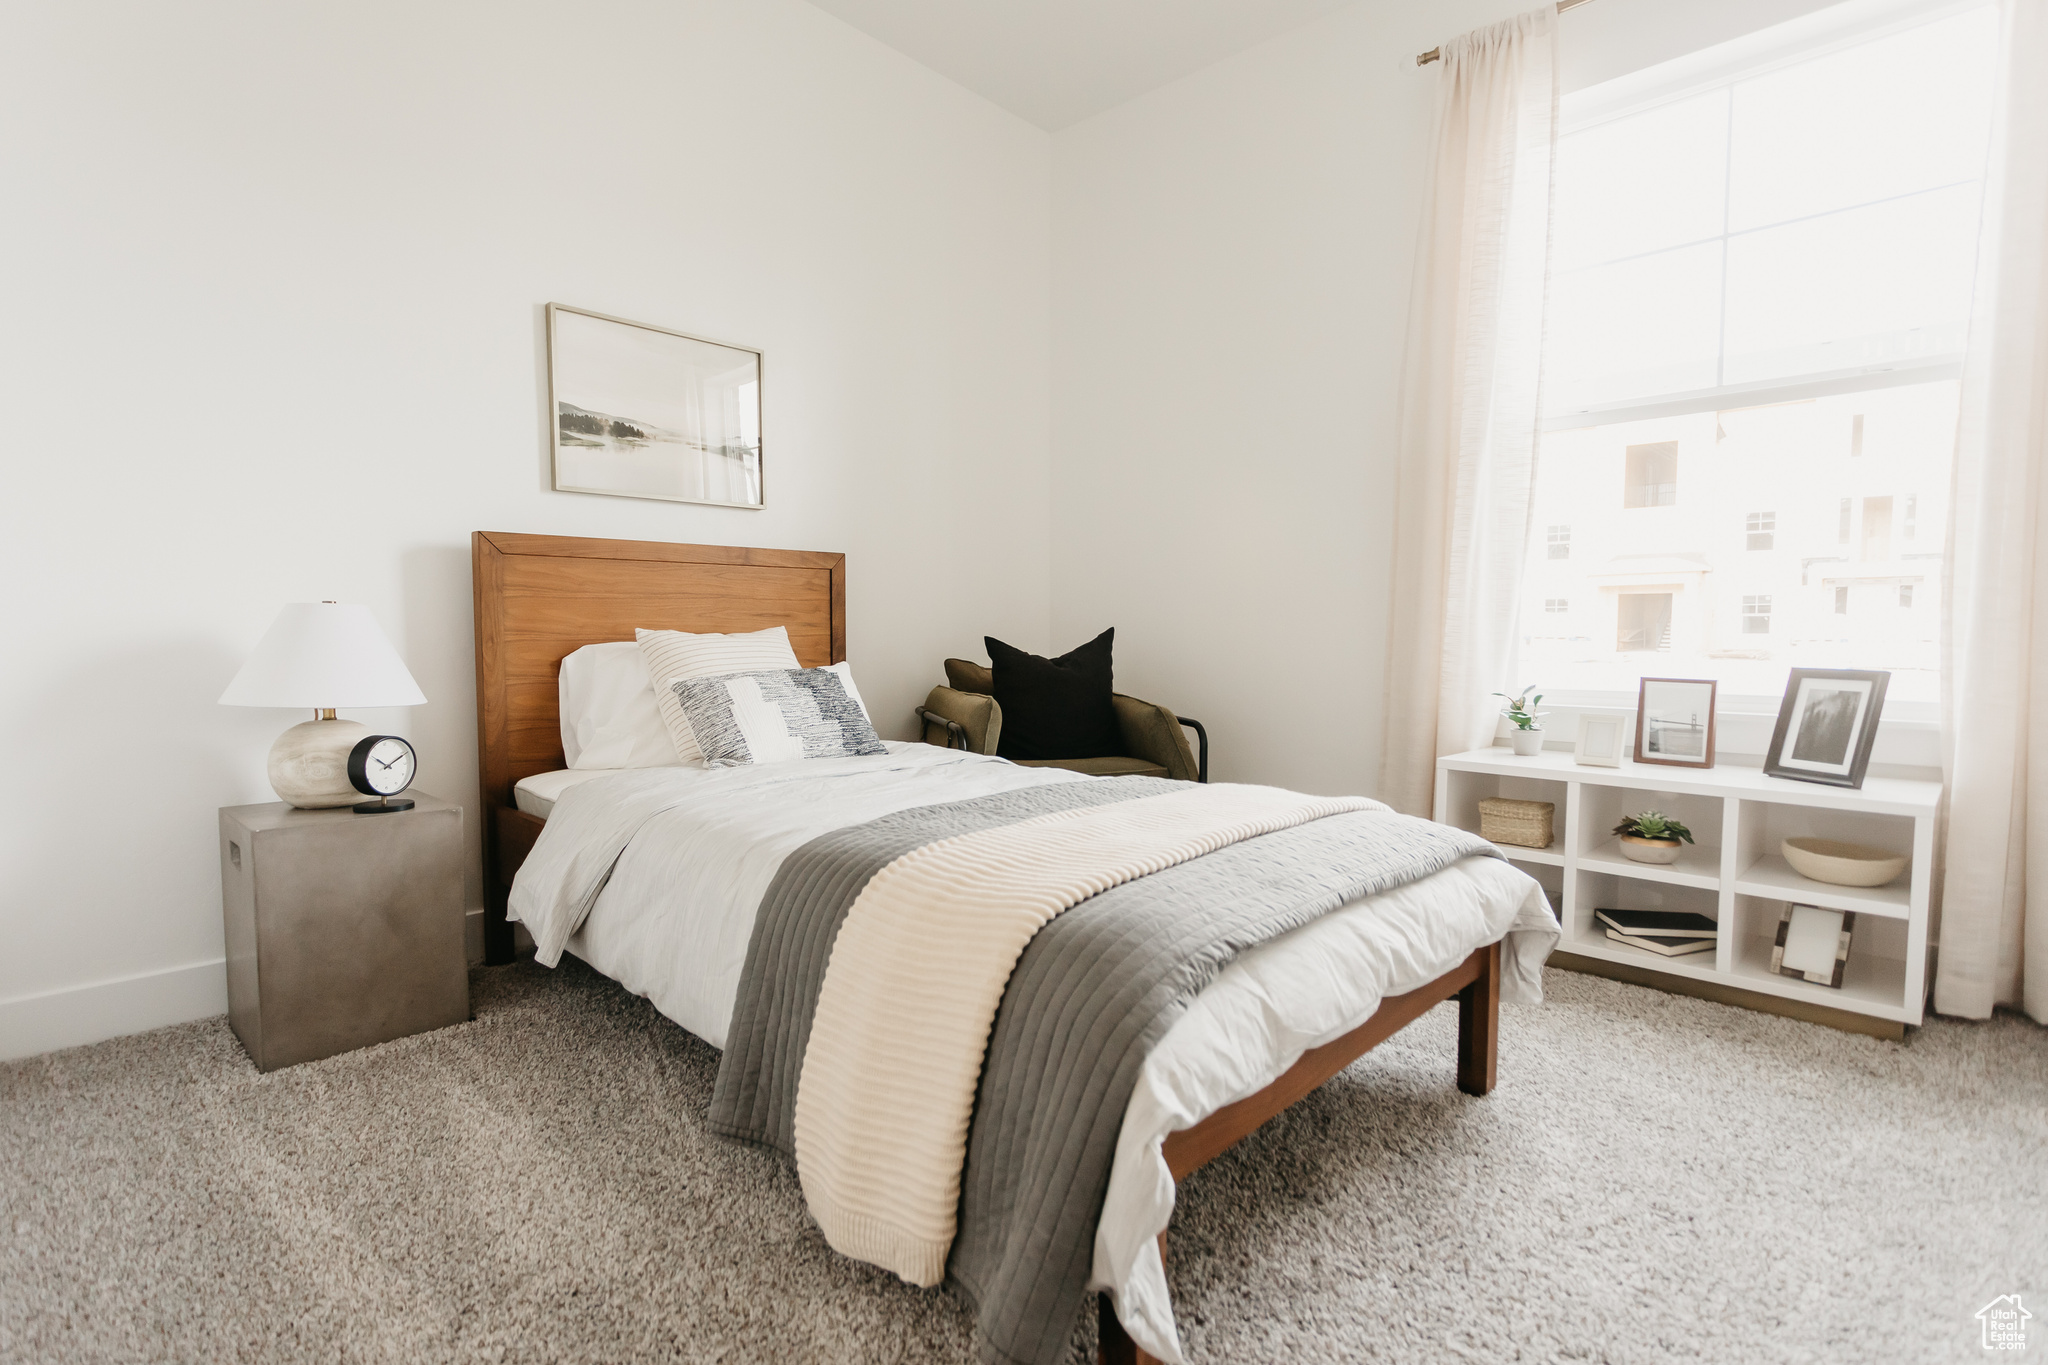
[359,736,415,795]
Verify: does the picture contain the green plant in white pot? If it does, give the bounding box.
[1494,686,1547,756]
[1613,811,1694,864]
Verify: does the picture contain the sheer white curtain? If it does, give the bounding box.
[1379,7,1559,816]
[1937,0,2048,1023]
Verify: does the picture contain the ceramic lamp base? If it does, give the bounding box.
[268,717,371,808]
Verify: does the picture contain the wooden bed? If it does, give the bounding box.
[470,529,1500,1365]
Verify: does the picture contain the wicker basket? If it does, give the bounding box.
[1478,796,1553,849]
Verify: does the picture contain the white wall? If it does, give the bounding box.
[0,0,1053,1057]
[1046,0,1882,798]
[1048,0,1533,797]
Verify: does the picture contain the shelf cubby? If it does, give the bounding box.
[1728,892,1912,1017]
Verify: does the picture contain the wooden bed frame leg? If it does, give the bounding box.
[1098,1232,1168,1365]
[1099,1292,1138,1365]
[1457,939,1500,1096]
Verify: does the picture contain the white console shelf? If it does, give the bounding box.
[1435,747,1940,1027]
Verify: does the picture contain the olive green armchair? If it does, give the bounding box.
[916,658,1208,782]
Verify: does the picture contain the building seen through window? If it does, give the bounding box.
[1519,5,1992,708]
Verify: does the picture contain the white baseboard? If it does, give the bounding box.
[0,959,228,1063]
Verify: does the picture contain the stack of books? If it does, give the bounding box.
[1596,908,1717,957]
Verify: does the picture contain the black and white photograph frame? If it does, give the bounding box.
[1763,668,1890,789]
[1771,903,1856,988]
[546,302,764,510]
[1634,677,1717,769]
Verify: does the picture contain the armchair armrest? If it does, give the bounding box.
[1111,694,1204,782]
[918,686,1002,755]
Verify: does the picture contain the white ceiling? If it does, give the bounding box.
[804,0,1364,130]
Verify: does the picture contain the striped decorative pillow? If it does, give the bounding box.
[636,626,802,765]
[671,668,887,768]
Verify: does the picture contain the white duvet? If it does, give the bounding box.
[509,743,1556,1364]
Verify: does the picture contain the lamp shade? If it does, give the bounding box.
[219,602,427,709]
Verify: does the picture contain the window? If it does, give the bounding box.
[1624,442,1678,507]
[1519,6,1991,710]
[1618,593,1672,652]
[1746,511,1775,551]
[1899,584,1914,608]
[1863,496,1893,561]
[1545,597,1569,613]
[1547,524,1571,560]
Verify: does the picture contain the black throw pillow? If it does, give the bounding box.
[985,628,1122,761]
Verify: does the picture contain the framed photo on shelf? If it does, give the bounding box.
[546,303,764,510]
[1771,903,1856,987]
[1634,677,1717,768]
[1763,668,1889,789]
[1574,710,1628,767]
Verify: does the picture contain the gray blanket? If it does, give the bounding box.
[709,780,1500,1365]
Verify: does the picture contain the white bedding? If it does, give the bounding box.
[508,743,1555,1363]
[514,767,642,818]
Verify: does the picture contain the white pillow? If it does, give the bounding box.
[636,626,804,765]
[558,643,679,770]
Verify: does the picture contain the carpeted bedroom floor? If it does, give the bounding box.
[2,961,2041,1365]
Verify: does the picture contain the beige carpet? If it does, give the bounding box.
[3,959,2042,1364]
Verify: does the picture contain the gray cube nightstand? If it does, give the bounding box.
[219,793,468,1072]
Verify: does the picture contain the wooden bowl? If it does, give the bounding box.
[1781,837,1907,888]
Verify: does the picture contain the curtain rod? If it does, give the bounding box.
[1416,0,1592,65]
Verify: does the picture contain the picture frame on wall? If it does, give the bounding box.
[546,303,764,509]
[1634,677,1717,768]
[1763,668,1890,789]
[1574,710,1628,767]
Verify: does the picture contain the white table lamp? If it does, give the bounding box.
[220,601,427,808]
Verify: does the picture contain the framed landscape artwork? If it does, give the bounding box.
[1634,677,1717,768]
[1763,668,1890,788]
[546,303,763,509]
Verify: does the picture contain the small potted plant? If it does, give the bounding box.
[1493,685,1546,756]
[1612,811,1695,864]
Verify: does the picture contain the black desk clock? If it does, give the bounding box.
[347,734,418,814]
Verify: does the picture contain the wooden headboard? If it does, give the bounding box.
[471,531,845,962]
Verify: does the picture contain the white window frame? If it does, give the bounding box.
[1526,0,1980,727]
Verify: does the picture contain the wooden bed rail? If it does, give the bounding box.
[1099,939,1502,1365]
